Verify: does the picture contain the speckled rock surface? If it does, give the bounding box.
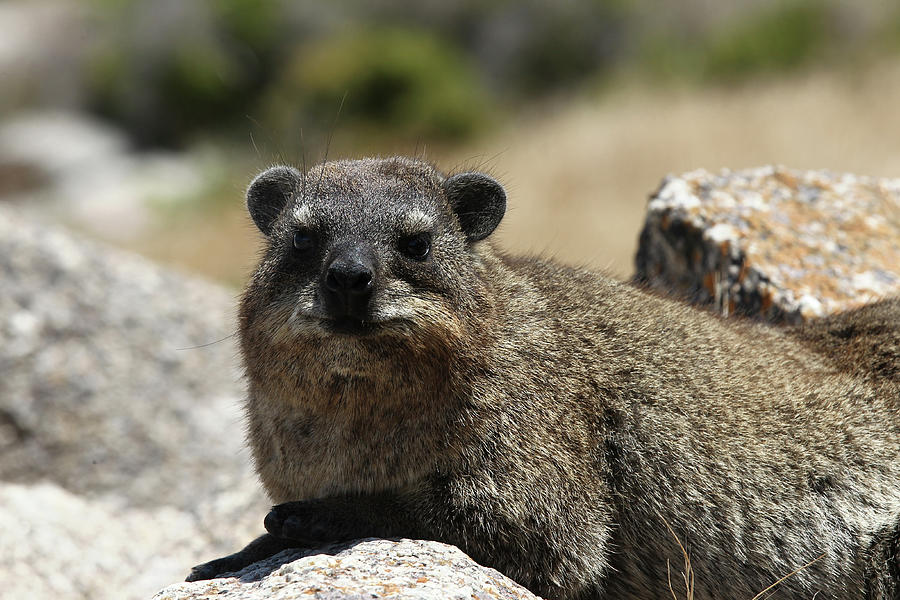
[0,206,268,599]
[635,166,900,323]
[2,482,214,600]
[0,205,260,510]
[153,539,541,600]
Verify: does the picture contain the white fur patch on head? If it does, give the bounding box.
[400,209,435,234]
[292,204,313,226]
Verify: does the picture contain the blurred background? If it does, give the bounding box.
[2,0,900,283]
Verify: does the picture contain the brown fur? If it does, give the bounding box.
[793,298,900,386]
[189,157,900,599]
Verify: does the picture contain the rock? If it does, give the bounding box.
[2,482,213,600]
[0,111,213,239]
[0,205,262,511]
[0,206,268,598]
[153,539,541,600]
[635,166,900,323]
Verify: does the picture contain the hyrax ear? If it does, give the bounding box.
[444,172,506,242]
[246,166,302,236]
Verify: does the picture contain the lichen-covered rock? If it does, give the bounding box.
[635,166,900,323]
[153,539,541,600]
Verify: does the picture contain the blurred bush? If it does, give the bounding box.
[356,0,636,97]
[263,28,491,145]
[633,0,900,84]
[86,0,288,147]
[703,2,829,80]
[636,1,867,84]
[880,7,900,52]
[3,0,893,151]
[79,0,638,149]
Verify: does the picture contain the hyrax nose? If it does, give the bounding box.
[322,244,375,317]
[325,261,373,294]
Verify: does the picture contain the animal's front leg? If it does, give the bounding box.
[185,533,295,581]
[186,492,422,583]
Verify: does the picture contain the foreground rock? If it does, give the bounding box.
[153,539,540,600]
[2,482,214,600]
[635,166,900,323]
[0,206,267,599]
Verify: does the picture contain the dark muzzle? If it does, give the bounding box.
[320,243,375,322]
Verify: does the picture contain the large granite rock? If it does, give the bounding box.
[153,539,541,600]
[0,206,268,599]
[0,205,257,510]
[635,166,900,323]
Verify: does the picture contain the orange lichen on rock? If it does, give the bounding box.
[635,166,900,323]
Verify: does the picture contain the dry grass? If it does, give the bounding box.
[749,554,826,600]
[664,518,695,600]
[131,203,263,288]
[662,517,827,600]
[125,59,900,285]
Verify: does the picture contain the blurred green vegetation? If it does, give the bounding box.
[638,2,837,83]
[637,1,900,86]
[87,0,286,146]
[67,0,900,150]
[704,3,829,79]
[264,29,490,147]
[881,7,900,52]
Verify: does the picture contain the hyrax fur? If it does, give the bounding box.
[188,157,900,599]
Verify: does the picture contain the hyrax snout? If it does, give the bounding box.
[320,241,376,324]
[188,156,900,600]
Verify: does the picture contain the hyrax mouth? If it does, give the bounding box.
[322,316,377,336]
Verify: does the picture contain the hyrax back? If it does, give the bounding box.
[221,157,900,598]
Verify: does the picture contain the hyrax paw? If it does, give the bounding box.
[185,557,234,582]
[264,502,307,541]
[265,501,335,543]
[263,505,287,537]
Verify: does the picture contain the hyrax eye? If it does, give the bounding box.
[292,230,315,253]
[399,232,431,260]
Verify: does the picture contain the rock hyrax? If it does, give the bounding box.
[189,157,900,599]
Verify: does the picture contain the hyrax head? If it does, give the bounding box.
[243,157,505,342]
